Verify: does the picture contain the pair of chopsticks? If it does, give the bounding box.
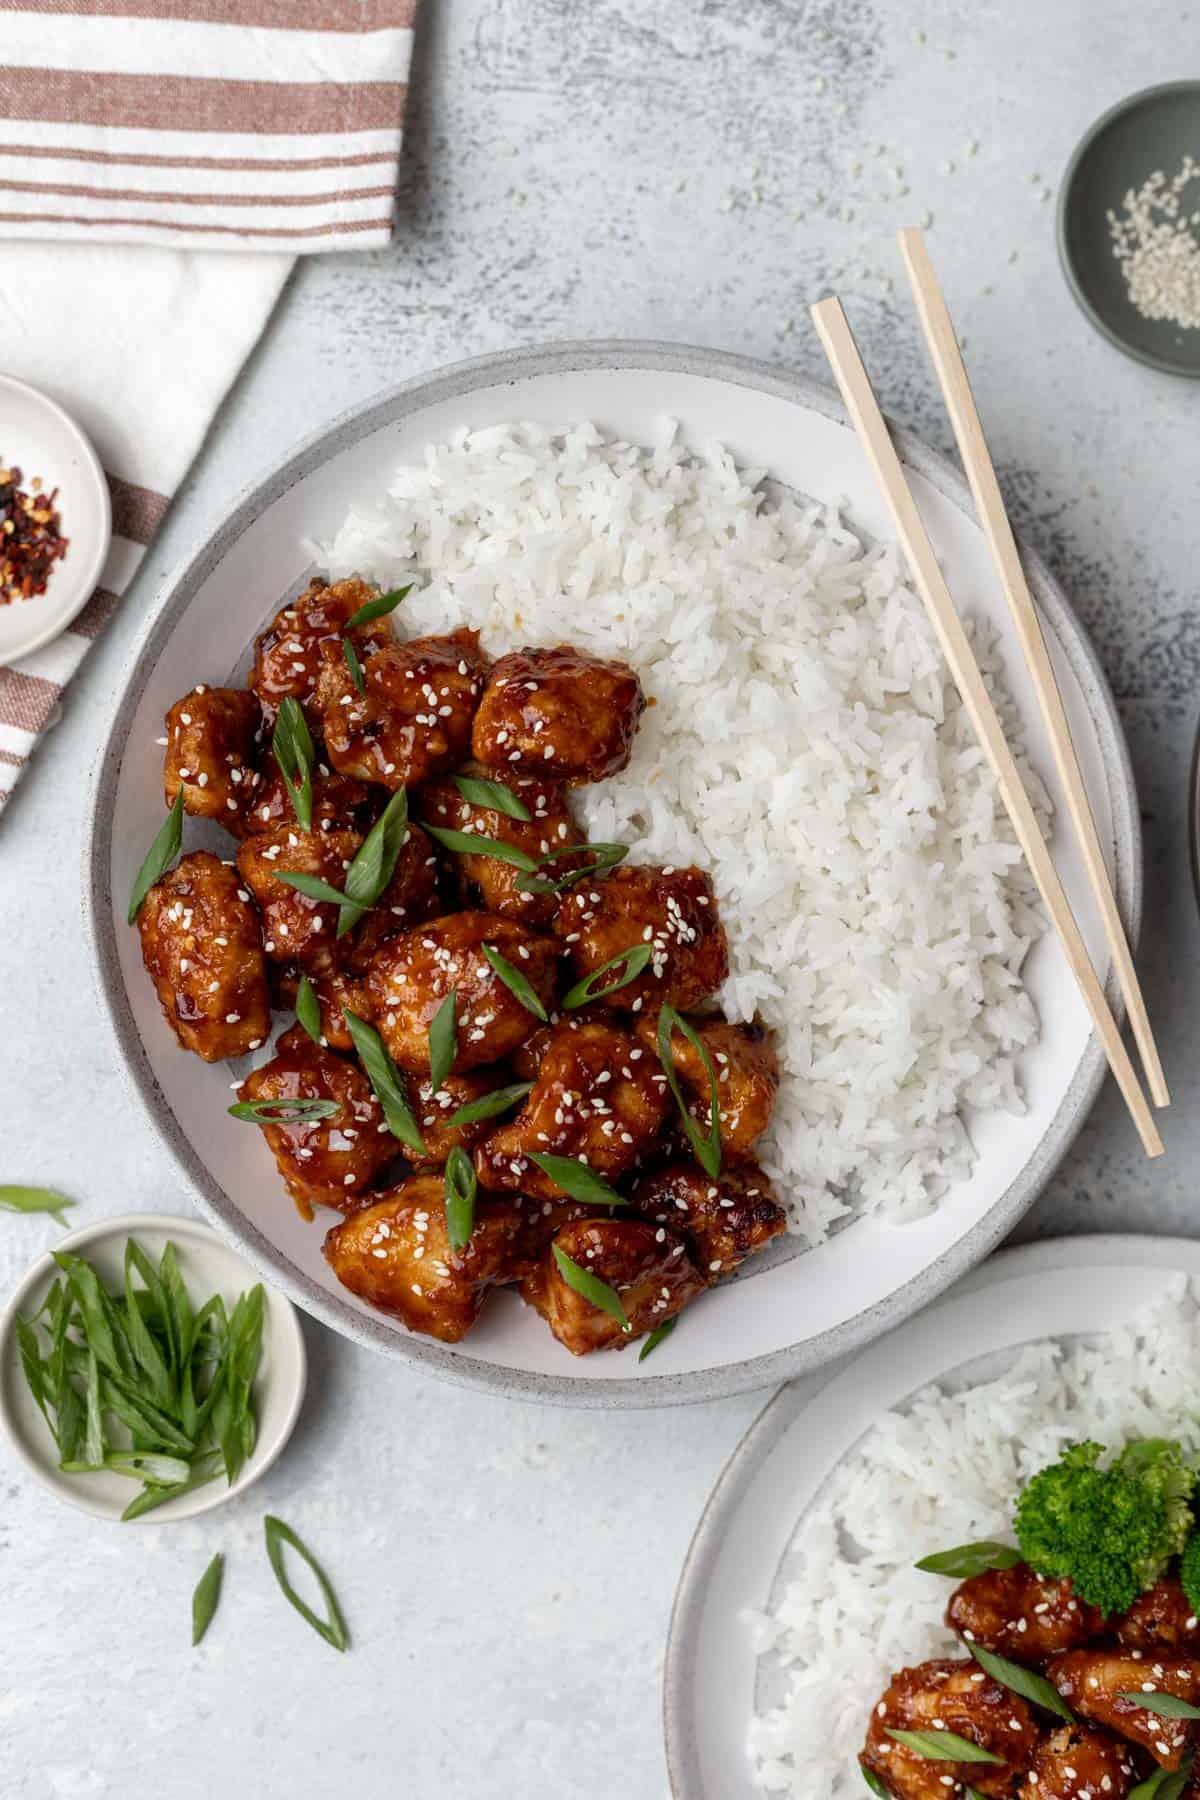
[811,229,1167,1160]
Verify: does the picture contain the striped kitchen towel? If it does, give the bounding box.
[0,1,417,253]
[0,1,418,810]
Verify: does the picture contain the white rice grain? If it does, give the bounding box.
[314,421,1048,1243]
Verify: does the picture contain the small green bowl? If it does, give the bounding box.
[1058,81,1200,377]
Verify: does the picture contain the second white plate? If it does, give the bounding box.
[664,1232,1200,1797]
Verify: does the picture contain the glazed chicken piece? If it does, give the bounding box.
[417,765,586,928]
[244,757,380,839]
[627,1157,786,1281]
[251,575,395,726]
[1116,1576,1200,1652]
[521,1217,705,1355]
[1016,1724,1136,1800]
[509,1021,555,1081]
[137,851,271,1062]
[555,864,729,1013]
[860,1658,1038,1800]
[634,1011,779,1154]
[1047,1648,1200,1768]
[946,1564,1104,1666]
[318,627,488,790]
[238,1023,394,1217]
[504,1198,600,1282]
[472,645,645,784]
[474,1017,668,1200]
[407,1070,508,1170]
[364,912,558,1073]
[323,1177,520,1342]
[163,684,261,834]
[236,824,360,967]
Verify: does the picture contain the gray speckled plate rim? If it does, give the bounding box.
[1056,79,1200,377]
[83,339,1140,1410]
[662,1232,1200,1798]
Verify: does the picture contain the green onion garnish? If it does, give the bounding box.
[271,696,314,832]
[421,822,538,871]
[562,943,651,1009]
[343,583,411,631]
[452,773,532,821]
[127,789,184,923]
[656,1004,722,1179]
[340,1008,424,1155]
[428,989,457,1094]
[444,1144,477,1252]
[552,1243,630,1333]
[229,1097,340,1125]
[264,1516,348,1652]
[480,944,549,1021]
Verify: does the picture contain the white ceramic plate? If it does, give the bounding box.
[0,1212,306,1522]
[0,373,111,661]
[663,1233,1200,1797]
[86,343,1139,1406]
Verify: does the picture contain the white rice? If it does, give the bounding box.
[314,420,1048,1243]
[744,1281,1200,1796]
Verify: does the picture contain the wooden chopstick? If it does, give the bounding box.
[810,293,1164,1160]
[897,227,1169,1110]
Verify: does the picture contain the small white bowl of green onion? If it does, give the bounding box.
[0,1212,306,1522]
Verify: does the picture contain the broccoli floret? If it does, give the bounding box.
[1181,1532,1200,1618]
[1014,1438,1195,1617]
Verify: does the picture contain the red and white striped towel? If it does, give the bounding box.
[0,0,417,253]
[0,1,417,811]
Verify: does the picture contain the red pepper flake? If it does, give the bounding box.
[0,459,69,606]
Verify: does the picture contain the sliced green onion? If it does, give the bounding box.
[452,773,532,821]
[1120,1691,1200,1720]
[263,1515,349,1652]
[0,1185,75,1223]
[443,1082,533,1130]
[563,943,651,1009]
[656,1004,722,1179]
[444,1145,477,1253]
[481,943,548,1021]
[341,1008,424,1155]
[514,841,628,896]
[552,1243,630,1333]
[229,1097,341,1125]
[271,696,314,832]
[342,636,365,694]
[344,583,411,631]
[295,974,322,1046]
[274,870,350,908]
[638,1316,677,1363]
[428,989,457,1094]
[192,1552,224,1646]
[1130,1755,1194,1800]
[970,1644,1074,1721]
[421,822,538,871]
[337,789,409,938]
[528,1154,627,1207]
[884,1729,1003,1765]
[914,1541,1023,1577]
[127,789,184,923]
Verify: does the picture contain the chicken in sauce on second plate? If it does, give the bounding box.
[128,578,786,1359]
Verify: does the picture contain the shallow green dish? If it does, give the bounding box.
[1058,80,1200,377]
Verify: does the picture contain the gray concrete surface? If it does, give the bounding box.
[2,3,1198,1796]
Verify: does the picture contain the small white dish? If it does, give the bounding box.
[0,1211,306,1523]
[0,372,112,662]
[663,1232,1200,1798]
